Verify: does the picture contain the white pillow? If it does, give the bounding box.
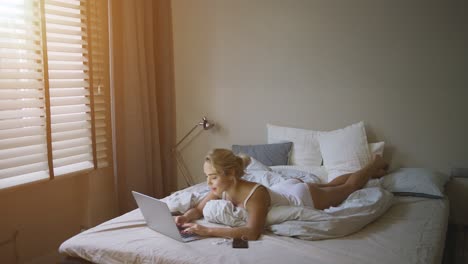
[368,141,385,158]
[317,121,371,182]
[267,124,322,167]
[381,168,449,198]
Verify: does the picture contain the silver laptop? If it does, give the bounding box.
[132,191,201,242]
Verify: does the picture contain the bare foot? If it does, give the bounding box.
[371,155,389,178]
[373,168,387,179]
[373,155,389,171]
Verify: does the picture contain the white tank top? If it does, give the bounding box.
[223,179,314,208]
[222,184,262,208]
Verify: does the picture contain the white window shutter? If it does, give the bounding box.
[88,0,111,169]
[0,0,111,189]
[0,0,50,188]
[45,0,94,176]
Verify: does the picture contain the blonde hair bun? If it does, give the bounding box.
[238,154,251,170]
[205,149,250,178]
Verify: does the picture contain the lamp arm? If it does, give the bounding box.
[173,124,199,150]
[172,116,214,187]
[174,150,195,186]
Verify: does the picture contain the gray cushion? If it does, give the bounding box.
[232,142,292,166]
[380,168,449,199]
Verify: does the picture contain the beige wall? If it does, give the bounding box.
[172,0,468,186]
[0,168,117,263]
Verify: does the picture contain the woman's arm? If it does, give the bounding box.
[183,186,270,240]
[175,191,218,225]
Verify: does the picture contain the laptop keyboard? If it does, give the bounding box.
[178,226,197,238]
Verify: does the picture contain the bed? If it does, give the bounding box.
[59,166,449,264]
[60,122,450,263]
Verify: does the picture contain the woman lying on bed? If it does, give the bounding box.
[175,148,388,240]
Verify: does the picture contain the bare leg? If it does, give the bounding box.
[308,156,388,210]
[316,156,387,187]
[308,184,355,210]
[314,173,352,188]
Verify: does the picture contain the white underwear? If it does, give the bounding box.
[268,179,314,208]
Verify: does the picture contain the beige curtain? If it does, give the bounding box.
[111,0,177,214]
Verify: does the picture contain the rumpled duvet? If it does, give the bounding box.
[162,168,394,240]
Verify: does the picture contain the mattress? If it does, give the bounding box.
[59,196,448,264]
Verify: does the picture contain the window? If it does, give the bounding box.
[0,0,111,189]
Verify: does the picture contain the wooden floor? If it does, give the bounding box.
[443,224,468,264]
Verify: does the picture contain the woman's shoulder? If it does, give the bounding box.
[242,180,266,192]
[253,184,269,196]
[242,181,269,207]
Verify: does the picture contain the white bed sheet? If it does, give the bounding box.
[59,196,448,264]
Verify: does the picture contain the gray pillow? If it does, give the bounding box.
[380,168,449,199]
[232,142,292,166]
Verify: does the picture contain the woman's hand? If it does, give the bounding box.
[174,215,189,227]
[181,223,210,236]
